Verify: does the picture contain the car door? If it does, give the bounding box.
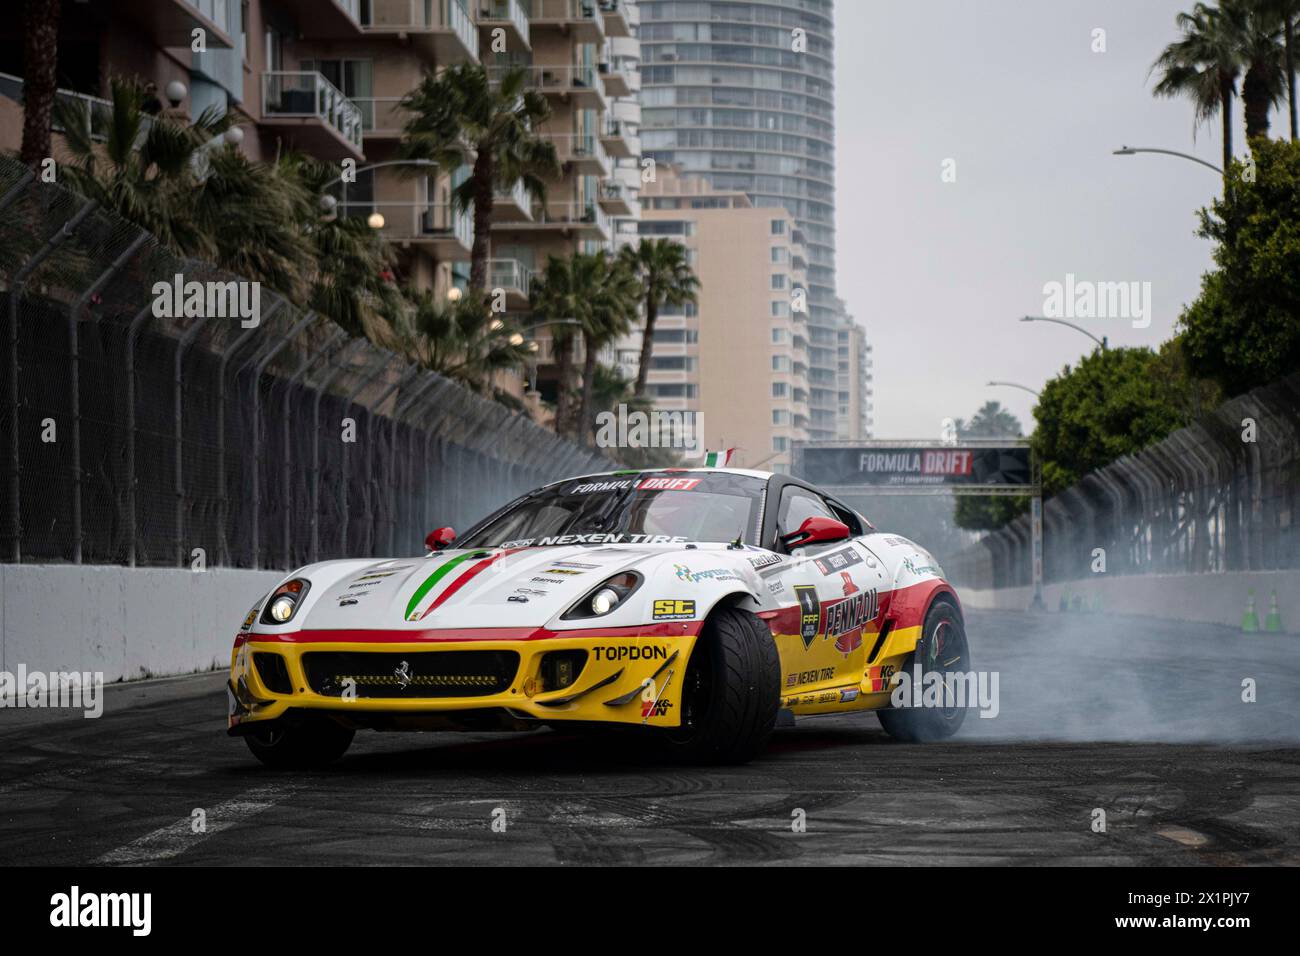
[771,486,887,703]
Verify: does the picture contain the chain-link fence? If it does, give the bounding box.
[945,372,1300,590]
[0,158,614,570]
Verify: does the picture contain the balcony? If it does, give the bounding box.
[351,97,409,139]
[597,181,633,216]
[488,259,535,309]
[529,0,605,43]
[115,0,234,49]
[473,0,530,51]
[272,0,364,38]
[493,180,533,221]
[494,65,605,109]
[599,119,636,159]
[340,200,474,259]
[493,199,610,240]
[598,0,632,38]
[597,59,632,98]
[261,72,364,160]
[551,133,609,176]
[362,0,480,64]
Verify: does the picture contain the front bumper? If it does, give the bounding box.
[228,628,698,732]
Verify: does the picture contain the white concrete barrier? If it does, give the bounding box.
[1,565,283,683]
[958,570,1300,634]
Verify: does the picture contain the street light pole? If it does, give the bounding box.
[1020,316,1107,351]
[987,380,1042,398]
[1113,146,1225,176]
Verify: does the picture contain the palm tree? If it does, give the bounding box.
[19,0,61,168]
[618,238,700,398]
[399,65,561,298]
[528,253,587,436]
[1227,0,1286,142]
[1152,2,1243,174]
[1257,0,1298,139]
[403,288,531,394]
[575,253,641,441]
[955,401,1024,439]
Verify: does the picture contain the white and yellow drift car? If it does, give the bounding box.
[228,468,970,766]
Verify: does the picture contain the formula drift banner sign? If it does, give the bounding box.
[796,444,1033,490]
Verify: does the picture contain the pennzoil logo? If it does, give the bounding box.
[795,585,820,649]
[653,599,696,621]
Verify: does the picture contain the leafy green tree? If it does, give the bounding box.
[1179,138,1300,395]
[399,65,560,297]
[1031,347,1198,495]
[617,238,699,397]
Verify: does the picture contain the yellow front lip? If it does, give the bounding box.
[229,634,697,729]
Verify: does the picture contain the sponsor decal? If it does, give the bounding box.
[338,598,359,607]
[531,576,566,585]
[825,588,879,657]
[637,477,702,492]
[354,571,399,582]
[569,479,638,495]
[867,664,897,693]
[653,599,697,621]
[241,608,258,631]
[813,547,863,576]
[593,645,670,662]
[515,587,548,597]
[840,688,860,702]
[768,579,785,595]
[501,533,688,547]
[542,567,586,576]
[550,561,601,570]
[902,556,943,577]
[747,551,784,572]
[507,595,529,603]
[642,698,673,718]
[841,571,858,595]
[786,666,835,687]
[795,585,820,649]
[674,564,742,584]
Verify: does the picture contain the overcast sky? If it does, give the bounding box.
[836,0,1249,437]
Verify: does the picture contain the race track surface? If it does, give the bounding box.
[2,610,1298,866]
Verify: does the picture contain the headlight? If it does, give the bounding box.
[562,572,642,620]
[259,578,310,625]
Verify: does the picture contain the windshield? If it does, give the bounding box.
[459,472,768,548]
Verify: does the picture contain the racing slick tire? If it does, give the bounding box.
[877,599,970,743]
[657,606,780,765]
[244,716,355,769]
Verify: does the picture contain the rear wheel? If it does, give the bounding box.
[877,600,970,742]
[656,607,780,764]
[244,716,355,769]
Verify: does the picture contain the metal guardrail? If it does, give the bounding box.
[0,157,613,569]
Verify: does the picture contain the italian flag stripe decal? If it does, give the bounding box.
[417,548,528,620]
[704,449,734,467]
[405,552,488,621]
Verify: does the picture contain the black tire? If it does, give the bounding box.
[656,606,781,764]
[244,716,355,769]
[877,600,970,742]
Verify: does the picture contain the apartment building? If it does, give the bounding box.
[0,0,642,409]
[835,303,873,440]
[633,165,809,472]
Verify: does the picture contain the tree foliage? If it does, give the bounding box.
[951,402,1029,532]
[1179,138,1300,395]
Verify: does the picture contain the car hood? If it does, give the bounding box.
[298,544,747,632]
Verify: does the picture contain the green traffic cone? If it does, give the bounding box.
[1265,590,1283,633]
[1241,588,1260,633]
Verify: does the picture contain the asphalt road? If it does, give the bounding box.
[2,610,1298,866]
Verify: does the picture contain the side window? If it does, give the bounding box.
[826,499,863,536]
[776,486,835,550]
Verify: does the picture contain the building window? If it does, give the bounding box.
[772,355,791,372]
[772,383,789,398]
[772,328,788,344]
[772,409,790,426]
[771,301,789,318]
[771,246,788,264]
[771,220,786,235]
[773,437,790,452]
[771,274,787,290]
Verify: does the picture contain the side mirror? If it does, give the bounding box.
[425,527,457,552]
[781,516,851,550]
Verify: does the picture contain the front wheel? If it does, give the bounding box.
[877,600,970,742]
[656,607,780,764]
[244,716,355,769]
